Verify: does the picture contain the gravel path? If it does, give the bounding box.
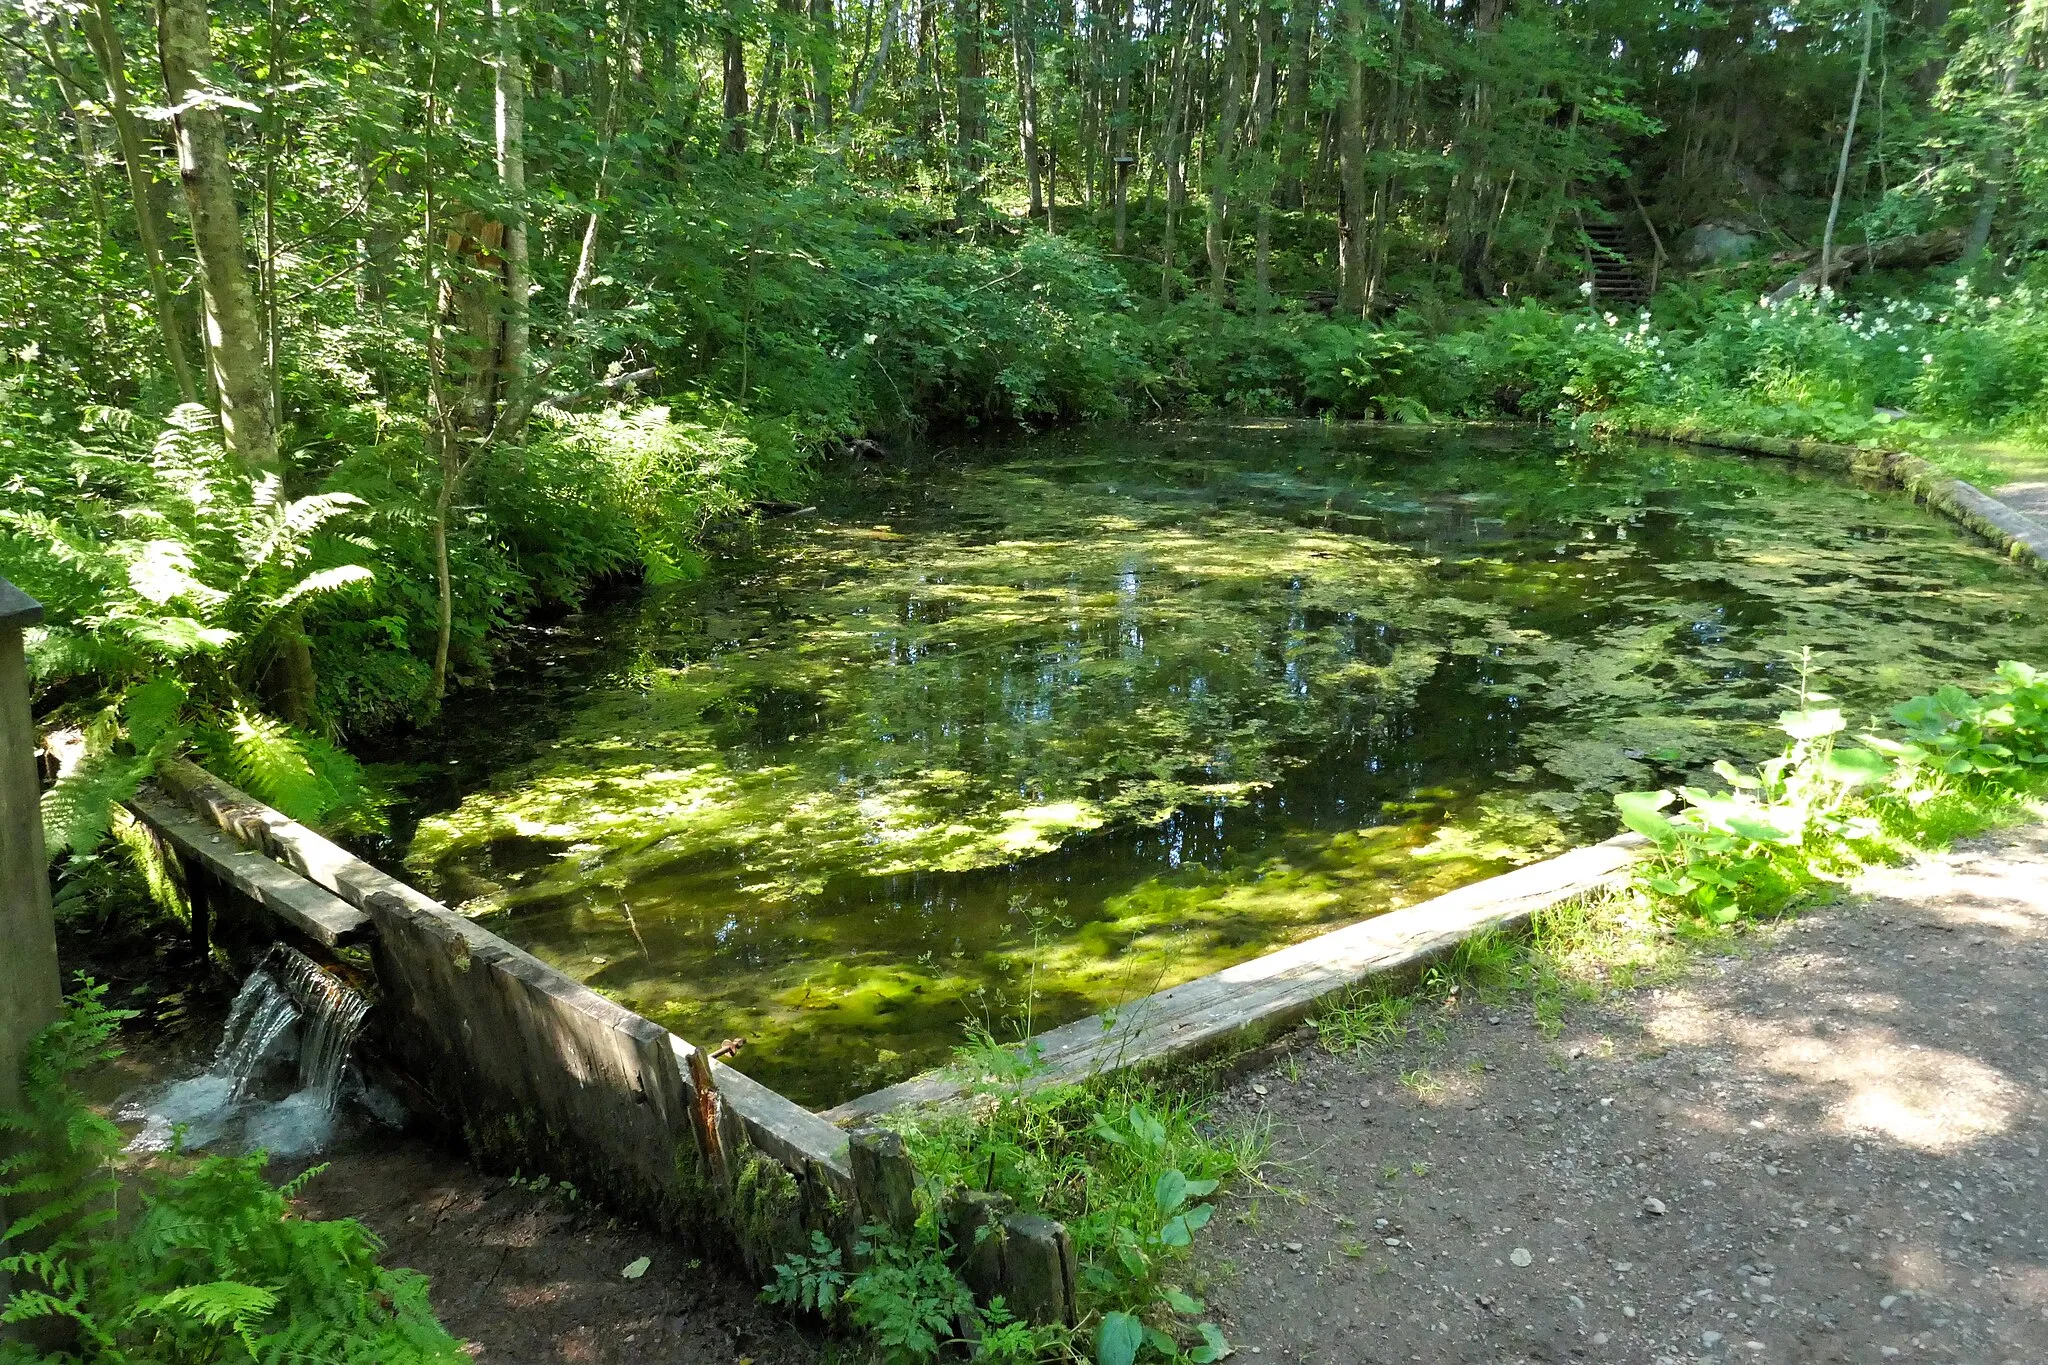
[1199,824,2048,1365]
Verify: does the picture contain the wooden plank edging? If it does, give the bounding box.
[143,759,852,1185]
[825,832,1648,1124]
[127,787,372,947]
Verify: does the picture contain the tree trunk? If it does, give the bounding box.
[1247,0,1279,309]
[155,0,277,472]
[38,20,119,376]
[568,0,635,313]
[723,9,749,153]
[1205,0,1247,304]
[1819,0,1876,294]
[494,0,530,441]
[952,0,984,220]
[808,0,835,133]
[82,0,198,401]
[850,0,896,113]
[1335,0,1369,315]
[1961,46,2018,262]
[1013,0,1042,217]
[1278,0,1313,210]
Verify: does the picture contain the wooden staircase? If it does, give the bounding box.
[1584,221,1648,305]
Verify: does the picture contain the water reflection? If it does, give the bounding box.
[384,423,2048,1106]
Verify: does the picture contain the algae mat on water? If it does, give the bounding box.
[394,423,2048,1106]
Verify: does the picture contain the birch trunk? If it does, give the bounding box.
[1819,0,1876,294]
[82,0,198,401]
[810,0,836,133]
[493,0,530,440]
[1335,0,1369,315]
[1013,0,1042,216]
[1205,0,1247,303]
[156,0,277,471]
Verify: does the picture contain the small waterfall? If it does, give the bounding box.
[270,946,372,1110]
[125,944,375,1158]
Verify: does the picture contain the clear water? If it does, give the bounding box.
[125,945,372,1157]
[386,423,2048,1107]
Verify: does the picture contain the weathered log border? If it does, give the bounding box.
[1617,422,2048,571]
[132,759,860,1276]
[827,833,1647,1123]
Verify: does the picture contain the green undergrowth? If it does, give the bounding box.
[1311,657,2048,1060]
[1616,656,2048,927]
[762,1042,1265,1365]
[0,986,466,1364]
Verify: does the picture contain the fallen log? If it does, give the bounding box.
[1766,228,1965,303]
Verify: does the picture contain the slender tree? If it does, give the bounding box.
[155,0,277,470]
[1820,0,1878,294]
[81,0,198,400]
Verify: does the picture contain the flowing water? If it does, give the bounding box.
[127,945,372,1156]
[387,423,2048,1107]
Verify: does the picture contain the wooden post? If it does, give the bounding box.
[849,1126,918,1236]
[683,1043,730,1190]
[0,578,61,1325]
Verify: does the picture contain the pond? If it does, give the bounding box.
[386,423,2048,1108]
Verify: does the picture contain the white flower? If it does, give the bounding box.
[1988,296,2003,309]
[1922,353,1934,364]
[1897,345,1908,353]
[1579,281,1595,297]
[1604,312,1619,326]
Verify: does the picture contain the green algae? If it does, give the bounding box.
[389,422,2048,1107]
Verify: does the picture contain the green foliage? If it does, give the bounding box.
[0,988,466,1364]
[1619,657,2048,923]
[761,1057,1253,1364]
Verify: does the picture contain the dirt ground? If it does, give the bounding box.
[1198,824,2048,1365]
[285,1136,826,1364]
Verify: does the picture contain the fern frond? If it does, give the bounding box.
[40,745,155,859]
[152,1279,281,1330]
[213,708,333,826]
[122,677,191,753]
[273,564,374,610]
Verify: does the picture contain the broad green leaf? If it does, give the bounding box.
[1778,708,1845,740]
[1155,1169,1190,1214]
[1822,747,1890,785]
[1725,815,1793,844]
[1097,1311,1144,1365]
[1614,790,1678,846]
[1189,1321,1232,1363]
[1163,1288,1204,1315]
[1712,759,1761,789]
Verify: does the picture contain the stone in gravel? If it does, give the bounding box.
[1702,1330,1723,1347]
[1283,1242,1302,1253]
[1509,1247,1533,1266]
[1643,1196,1668,1215]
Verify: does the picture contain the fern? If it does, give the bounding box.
[39,747,155,861]
[1,989,468,1364]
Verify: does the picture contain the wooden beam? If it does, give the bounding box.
[127,788,373,948]
[827,833,1645,1124]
